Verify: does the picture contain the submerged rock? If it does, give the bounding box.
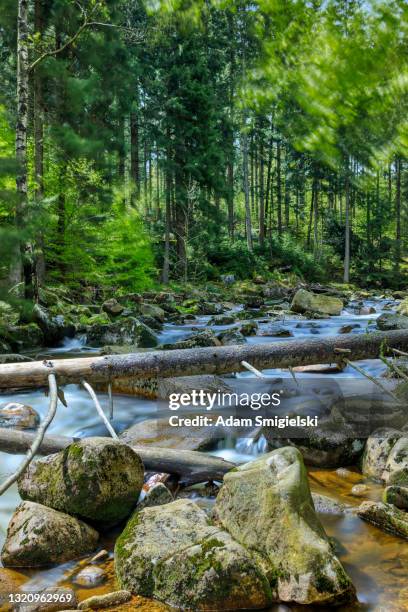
[78,591,132,610]
[87,317,158,348]
[357,501,408,539]
[213,447,355,605]
[115,499,272,610]
[0,402,40,430]
[1,501,98,567]
[18,438,144,525]
[291,289,343,316]
[73,565,106,587]
[362,428,403,481]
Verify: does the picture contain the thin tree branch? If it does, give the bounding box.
[82,380,118,439]
[0,374,58,496]
[343,358,398,400]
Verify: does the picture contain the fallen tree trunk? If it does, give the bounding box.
[0,428,234,483]
[0,329,407,390]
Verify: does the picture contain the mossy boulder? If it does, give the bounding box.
[377,313,408,331]
[208,314,237,325]
[18,438,144,525]
[115,499,272,610]
[86,317,158,348]
[102,298,125,317]
[239,321,258,336]
[161,330,221,350]
[33,304,75,345]
[140,303,165,322]
[382,437,408,485]
[213,447,355,605]
[217,329,246,345]
[7,323,44,350]
[357,501,408,539]
[1,501,98,567]
[264,419,365,468]
[362,428,403,481]
[383,485,408,510]
[397,297,408,317]
[291,289,343,316]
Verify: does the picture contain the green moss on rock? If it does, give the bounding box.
[18,438,144,525]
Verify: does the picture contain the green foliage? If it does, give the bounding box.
[100,196,156,291]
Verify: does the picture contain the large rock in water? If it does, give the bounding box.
[18,438,144,525]
[213,447,355,605]
[0,402,40,430]
[362,428,403,481]
[377,312,408,331]
[264,418,365,468]
[382,437,408,485]
[397,297,408,316]
[86,317,157,348]
[33,304,75,345]
[291,289,343,316]
[115,499,272,610]
[357,501,408,539]
[1,501,98,567]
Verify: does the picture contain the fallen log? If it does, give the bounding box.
[0,428,234,483]
[0,329,406,390]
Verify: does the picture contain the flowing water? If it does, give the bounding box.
[1,296,406,611]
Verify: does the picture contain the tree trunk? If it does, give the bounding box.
[395,157,402,273]
[130,111,140,200]
[259,125,265,247]
[14,0,31,296]
[33,0,46,294]
[162,136,172,284]
[242,118,253,251]
[0,329,407,389]
[343,161,351,283]
[276,139,282,235]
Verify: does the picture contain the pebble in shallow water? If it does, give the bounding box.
[351,484,370,497]
[73,565,106,587]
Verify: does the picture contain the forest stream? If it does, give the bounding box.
[0,296,407,612]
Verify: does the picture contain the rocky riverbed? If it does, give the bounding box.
[1,280,408,610]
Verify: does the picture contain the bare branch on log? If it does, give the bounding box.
[343,359,398,400]
[0,374,58,496]
[82,380,118,439]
